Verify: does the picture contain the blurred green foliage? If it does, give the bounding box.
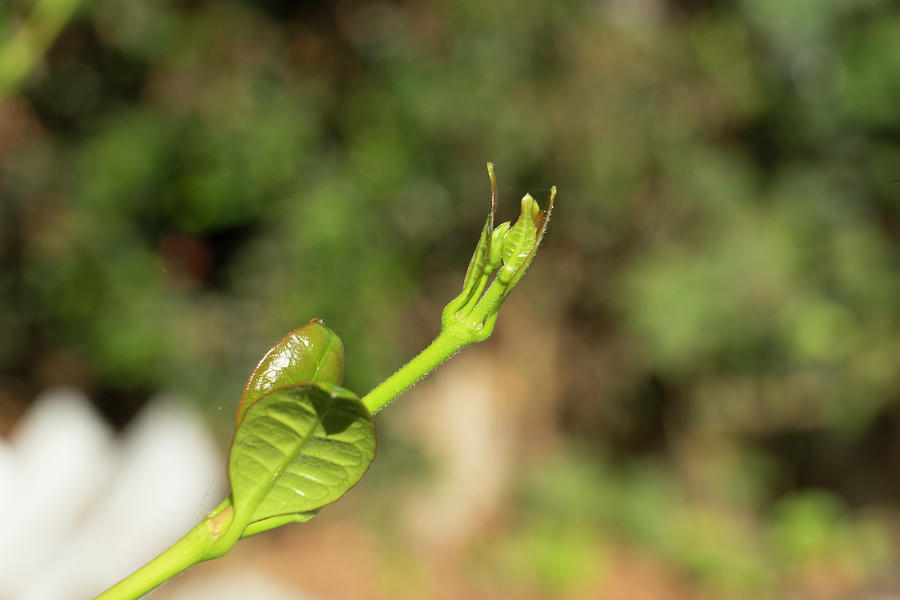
[2,0,899,596]
[497,445,890,596]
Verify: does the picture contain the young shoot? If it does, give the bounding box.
[93,163,555,600]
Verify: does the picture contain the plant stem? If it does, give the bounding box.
[93,525,208,600]
[93,499,236,600]
[362,330,471,414]
[468,277,507,325]
[0,0,82,96]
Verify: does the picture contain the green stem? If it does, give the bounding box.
[0,0,82,96]
[93,498,236,600]
[461,270,491,317]
[362,329,471,415]
[468,277,507,325]
[93,526,206,600]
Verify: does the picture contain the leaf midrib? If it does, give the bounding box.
[237,391,334,521]
[308,332,337,382]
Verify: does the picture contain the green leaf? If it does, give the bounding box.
[229,383,376,525]
[460,215,493,299]
[498,194,540,283]
[497,189,555,291]
[235,319,344,427]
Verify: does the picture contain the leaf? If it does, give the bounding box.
[501,187,555,296]
[497,189,555,291]
[229,383,376,525]
[499,194,540,283]
[460,215,493,300]
[241,510,319,538]
[443,163,499,318]
[235,319,344,427]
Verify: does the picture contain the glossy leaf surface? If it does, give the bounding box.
[229,383,375,525]
[235,320,344,427]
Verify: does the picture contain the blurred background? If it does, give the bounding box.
[1,0,900,598]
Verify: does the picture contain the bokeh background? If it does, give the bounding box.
[2,0,900,598]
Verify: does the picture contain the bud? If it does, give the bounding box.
[486,221,511,272]
[497,194,541,284]
[441,164,554,343]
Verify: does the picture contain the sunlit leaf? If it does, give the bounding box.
[499,189,555,296]
[229,383,375,525]
[235,320,344,427]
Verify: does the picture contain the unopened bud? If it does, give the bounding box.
[497,194,542,284]
[486,221,511,271]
